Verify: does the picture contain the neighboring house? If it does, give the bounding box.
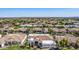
[21,23,43,27]
[0,39,5,48]
[0,34,4,48]
[28,34,56,48]
[43,28,48,33]
[32,24,42,27]
[33,28,43,33]
[53,28,66,33]
[0,33,27,48]
[54,34,79,43]
[20,24,32,27]
[64,25,78,28]
[15,28,28,33]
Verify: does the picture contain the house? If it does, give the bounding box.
[43,28,48,33]
[0,33,27,48]
[0,39,5,48]
[33,28,43,33]
[28,34,56,48]
[0,34,4,48]
[20,24,32,27]
[15,28,28,33]
[64,25,77,28]
[53,28,66,33]
[54,34,79,43]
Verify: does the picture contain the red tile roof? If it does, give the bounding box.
[29,34,53,42]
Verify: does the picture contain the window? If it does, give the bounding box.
[35,41,38,46]
[8,42,12,45]
[4,43,8,46]
[12,41,17,45]
[0,45,1,47]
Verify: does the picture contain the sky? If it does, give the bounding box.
[0,8,79,17]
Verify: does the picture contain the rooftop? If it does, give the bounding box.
[0,33,27,42]
[28,34,53,41]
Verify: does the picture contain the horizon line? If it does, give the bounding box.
[0,16,79,18]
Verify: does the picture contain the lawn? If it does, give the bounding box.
[0,44,32,50]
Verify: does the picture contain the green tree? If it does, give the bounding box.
[75,39,79,49]
[58,38,69,48]
[48,28,52,34]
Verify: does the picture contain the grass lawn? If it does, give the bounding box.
[0,45,32,50]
